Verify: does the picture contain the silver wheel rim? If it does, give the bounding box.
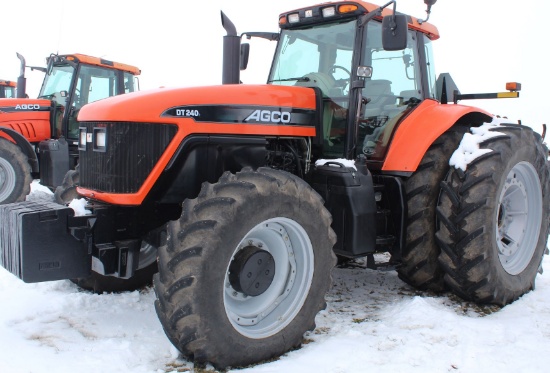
[496,161,542,275]
[138,242,157,270]
[224,217,314,339]
[0,157,16,202]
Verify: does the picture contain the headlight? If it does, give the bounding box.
[93,127,107,152]
[78,127,87,150]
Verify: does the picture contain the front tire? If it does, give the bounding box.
[436,124,550,305]
[0,138,32,204]
[154,168,336,369]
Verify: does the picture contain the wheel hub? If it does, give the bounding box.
[229,246,276,297]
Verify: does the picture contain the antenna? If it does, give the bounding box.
[418,0,437,24]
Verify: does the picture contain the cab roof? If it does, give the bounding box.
[279,0,439,40]
[51,53,141,76]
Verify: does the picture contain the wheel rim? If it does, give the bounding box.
[224,217,314,339]
[0,157,16,202]
[138,242,157,270]
[496,161,542,275]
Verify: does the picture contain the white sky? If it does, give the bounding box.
[1,0,548,131]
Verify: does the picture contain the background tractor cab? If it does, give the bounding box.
[0,80,16,98]
[0,53,141,204]
[35,53,140,146]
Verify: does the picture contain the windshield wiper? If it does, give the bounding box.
[268,76,310,83]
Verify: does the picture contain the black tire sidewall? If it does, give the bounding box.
[194,182,333,364]
[484,136,547,293]
[0,138,31,204]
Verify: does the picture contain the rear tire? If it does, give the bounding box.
[154,168,336,369]
[0,137,32,204]
[436,124,550,305]
[397,127,466,291]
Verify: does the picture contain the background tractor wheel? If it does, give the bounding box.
[436,124,550,306]
[71,242,158,293]
[397,127,467,291]
[54,165,80,204]
[0,137,32,204]
[154,167,336,369]
[55,166,158,293]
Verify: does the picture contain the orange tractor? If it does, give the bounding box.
[1,0,548,369]
[0,53,140,204]
[0,80,16,98]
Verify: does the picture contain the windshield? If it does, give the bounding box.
[38,64,75,104]
[269,19,356,100]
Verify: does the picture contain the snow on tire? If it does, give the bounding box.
[436,123,550,306]
[153,167,336,369]
[0,137,32,204]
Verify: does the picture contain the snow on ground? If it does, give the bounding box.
[0,182,549,372]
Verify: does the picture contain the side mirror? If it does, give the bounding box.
[382,14,408,51]
[240,43,250,71]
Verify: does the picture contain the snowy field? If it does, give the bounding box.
[0,182,549,373]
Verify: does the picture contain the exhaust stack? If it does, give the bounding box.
[221,11,240,85]
[16,53,27,98]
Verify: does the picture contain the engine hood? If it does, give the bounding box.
[77,84,318,123]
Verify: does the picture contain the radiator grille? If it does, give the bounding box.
[79,122,178,194]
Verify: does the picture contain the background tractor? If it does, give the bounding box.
[0,53,140,204]
[0,79,16,98]
[0,0,548,369]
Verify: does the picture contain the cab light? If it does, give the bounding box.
[305,9,313,18]
[506,82,521,92]
[279,16,287,25]
[322,6,336,17]
[338,4,358,13]
[288,13,300,23]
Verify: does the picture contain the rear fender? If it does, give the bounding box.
[382,99,492,172]
[0,127,39,173]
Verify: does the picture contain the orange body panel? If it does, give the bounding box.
[64,54,141,75]
[382,100,492,172]
[77,84,318,205]
[0,99,52,142]
[0,80,16,87]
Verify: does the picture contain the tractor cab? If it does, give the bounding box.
[268,2,439,162]
[0,80,16,98]
[37,54,141,141]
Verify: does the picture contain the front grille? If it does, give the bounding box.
[79,122,178,194]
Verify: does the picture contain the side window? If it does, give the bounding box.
[124,72,136,93]
[360,23,422,159]
[424,35,437,99]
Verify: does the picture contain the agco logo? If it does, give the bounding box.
[15,104,40,110]
[245,109,291,124]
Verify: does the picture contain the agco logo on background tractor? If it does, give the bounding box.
[15,104,40,110]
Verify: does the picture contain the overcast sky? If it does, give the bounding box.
[2,0,547,131]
